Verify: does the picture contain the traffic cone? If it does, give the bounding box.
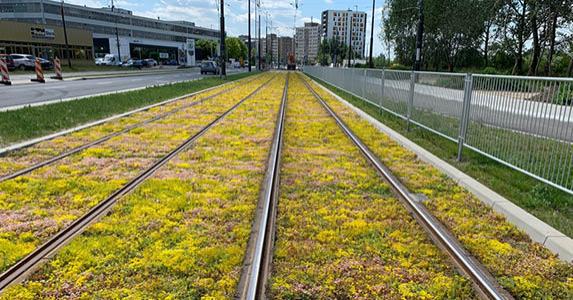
[31,58,45,83]
[51,57,63,80]
[0,58,11,85]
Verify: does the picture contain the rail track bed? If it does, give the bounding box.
[0,72,571,299]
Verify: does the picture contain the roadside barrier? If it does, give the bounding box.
[31,58,45,83]
[0,58,11,85]
[51,57,63,80]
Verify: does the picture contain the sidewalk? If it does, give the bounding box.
[5,66,198,85]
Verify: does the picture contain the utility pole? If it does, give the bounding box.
[369,0,375,68]
[414,0,424,71]
[220,0,227,77]
[258,5,261,70]
[111,0,121,62]
[347,10,353,68]
[265,13,268,69]
[60,1,71,68]
[248,0,252,72]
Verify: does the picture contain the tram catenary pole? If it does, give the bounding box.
[220,0,227,77]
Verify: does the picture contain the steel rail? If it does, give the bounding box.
[0,75,262,184]
[237,73,288,300]
[302,77,514,300]
[0,76,275,293]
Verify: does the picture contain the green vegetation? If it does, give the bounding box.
[307,74,573,298]
[309,75,573,239]
[0,73,284,298]
[0,72,255,146]
[270,74,473,298]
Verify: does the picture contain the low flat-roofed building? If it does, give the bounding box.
[0,19,93,63]
[0,0,220,65]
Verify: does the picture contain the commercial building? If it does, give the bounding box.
[278,36,293,67]
[321,10,367,58]
[0,19,93,62]
[0,0,220,64]
[295,22,320,65]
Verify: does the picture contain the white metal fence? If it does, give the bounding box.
[304,66,573,195]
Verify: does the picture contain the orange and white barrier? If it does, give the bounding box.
[0,58,11,85]
[51,57,63,80]
[31,58,45,83]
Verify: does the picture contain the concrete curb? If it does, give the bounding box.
[0,76,248,155]
[309,76,573,263]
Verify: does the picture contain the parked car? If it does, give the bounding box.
[121,59,134,67]
[39,58,53,70]
[200,61,219,75]
[131,60,146,69]
[100,54,121,66]
[232,61,241,68]
[95,57,104,65]
[144,58,158,67]
[0,54,15,70]
[9,54,36,70]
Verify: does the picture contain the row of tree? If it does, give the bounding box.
[383,0,573,76]
[195,37,248,62]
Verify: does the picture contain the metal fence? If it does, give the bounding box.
[304,66,573,195]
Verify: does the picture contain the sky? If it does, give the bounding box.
[67,0,388,56]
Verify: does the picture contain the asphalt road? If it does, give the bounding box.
[0,69,246,109]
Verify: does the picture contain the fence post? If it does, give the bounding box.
[379,69,385,114]
[457,73,473,161]
[362,69,367,98]
[407,71,416,131]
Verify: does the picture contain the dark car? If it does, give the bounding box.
[0,54,15,70]
[40,58,53,70]
[132,60,145,69]
[144,59,158,67]
[200,61,219,75]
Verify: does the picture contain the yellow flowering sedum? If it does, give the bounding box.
[1,73,287,298]
[270,74,474,299]
[304,74,573,299]
[0,75,270,274]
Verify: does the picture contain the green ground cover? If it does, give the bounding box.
[309,75,573,238]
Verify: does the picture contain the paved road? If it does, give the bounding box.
[0,69,246,109]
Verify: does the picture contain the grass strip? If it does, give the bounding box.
[0,74,272,274]
[270,74,473,298]
[307,75,573,239]
[305,74,573,298]
[0,72,255,146]
[0,73,286,299]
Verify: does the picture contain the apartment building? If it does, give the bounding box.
[295,22,320,65]
[321,9,367,58]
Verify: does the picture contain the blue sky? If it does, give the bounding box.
[68,0,387,55]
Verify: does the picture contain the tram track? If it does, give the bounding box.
[236,73,288,299]
[0,75,274,292]
[0,75,261,183]
[301,75,513,300]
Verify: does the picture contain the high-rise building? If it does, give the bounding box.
[295,22,320,65]
[278,36,293,66]
[321,10,367,58]
[266,33,278,65]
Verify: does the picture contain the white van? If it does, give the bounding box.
[101,54,120,66]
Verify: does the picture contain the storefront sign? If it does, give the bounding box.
[159,52,169,59]
[30,27,55,40]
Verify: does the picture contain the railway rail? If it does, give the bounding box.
[300,75,513,300]
[237,73,288,299]
[0,75,261,183]
[0,75,274,292]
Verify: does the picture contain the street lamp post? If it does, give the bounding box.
[220,0,227,77]
[414,0,424,71]
[369,0,375,68]
[60,1,72,68]
[248,0,252,72]
[111,0,121,61]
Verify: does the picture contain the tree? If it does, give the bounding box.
[317,38,349,67]
[225,37,247,61]
[196,39,217,60]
